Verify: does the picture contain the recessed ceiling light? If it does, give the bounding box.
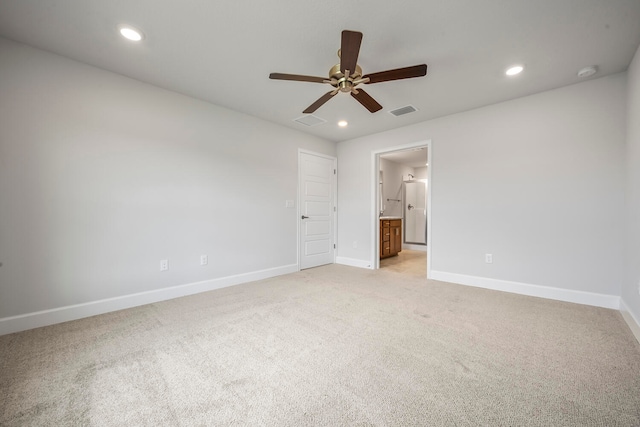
[119,26,144,42]
[338,120,348,127]
[505,65,524,76]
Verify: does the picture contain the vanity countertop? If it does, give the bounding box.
[380,216,402,220]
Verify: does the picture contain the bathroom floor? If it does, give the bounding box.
[379,249,427,278]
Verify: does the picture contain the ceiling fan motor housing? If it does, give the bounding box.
[329,63,363,92]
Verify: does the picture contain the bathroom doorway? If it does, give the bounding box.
[373,141,431,278]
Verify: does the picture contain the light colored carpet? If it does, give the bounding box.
[1,261,640,426]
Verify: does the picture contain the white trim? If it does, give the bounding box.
[372,152,380,269]
[371,140,432,278]
[430,270,620,309]
[0,264,298,336]
[335,256,373,269]
[426,143,433,279]
[298,149,338,270]
[620,299,640,344]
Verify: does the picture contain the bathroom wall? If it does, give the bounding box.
[414,166,428,180]
[380,158,413,217]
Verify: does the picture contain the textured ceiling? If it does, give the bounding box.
[1,0,639,142]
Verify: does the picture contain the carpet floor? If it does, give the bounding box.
[1,257,640,426]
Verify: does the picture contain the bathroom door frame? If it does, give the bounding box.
[371,139,432,278]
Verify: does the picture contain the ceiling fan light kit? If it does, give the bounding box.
[269,30,428,114]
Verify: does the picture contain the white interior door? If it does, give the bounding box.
[299,151,336,269]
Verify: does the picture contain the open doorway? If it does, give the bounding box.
[372,141,432,278]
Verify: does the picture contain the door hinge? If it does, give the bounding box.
[333,244,336,249]
[333,206,336,212]
[334,169,336,175]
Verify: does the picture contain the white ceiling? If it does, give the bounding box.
[1,0,639,143]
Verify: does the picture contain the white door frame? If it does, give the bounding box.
[371,140,432,278]
[298,149,337,270]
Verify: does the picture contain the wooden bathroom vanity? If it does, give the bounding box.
[380,218,402,258]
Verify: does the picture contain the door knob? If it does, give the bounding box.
[301,215,309,219]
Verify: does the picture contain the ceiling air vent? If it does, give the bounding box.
[389,105,417,117]
[294,115,327,127]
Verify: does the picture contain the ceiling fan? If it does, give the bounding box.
[269,30,427,114]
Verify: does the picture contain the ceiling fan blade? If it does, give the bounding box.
[303,91,337,113]
[340,30,363,75]
[269,73,327,83]
[351,88,383,113]
[364,64,428,84]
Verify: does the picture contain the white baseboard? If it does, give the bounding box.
[335,257,372,269]
[430,270,620,310]
[0,264,299,336]
[620,299,640,344]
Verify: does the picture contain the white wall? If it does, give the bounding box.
[414,167,428,180]
[623,43,640,337]
[0,38,335,333]
[338,74,627,306]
